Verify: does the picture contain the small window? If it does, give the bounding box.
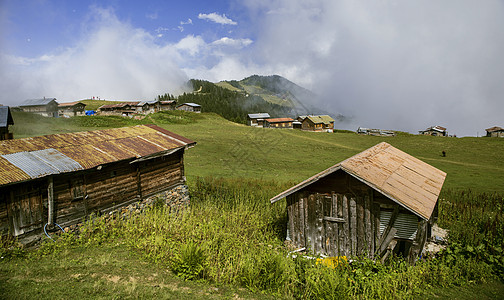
[71,178,84,200]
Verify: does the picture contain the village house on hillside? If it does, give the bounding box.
[176,103,201,113]
[98,100,177,116]
[0,125,195,243]
[247,113,270,127]
[264,117,294,129]
[18,98,59,117]
[270,142,446,264]
[357,127,395,137]
[98,102,139,116]
[419,126,447,136]
[485,126,504,137]
[159,100,177,111]
[58,101,87,118]
[299,115,335,132]
[0,106,14,140]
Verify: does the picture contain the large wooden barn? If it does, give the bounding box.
[270,142,446,263]
[0,125,195,242]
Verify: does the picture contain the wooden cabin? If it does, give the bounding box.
[301,115,335,132]
[485,126,504,137]
[0,106,14,140]
[98,102,140,116]
[264,118,294,128]
[18,98,59,117]
[247,113,271,127]
[270,142,446,264]
[357,127,395,137]
[58,101,87,117]
[419,126,447,136]
[0,125,195,243]
[159,100,177,111]
[176,103,201,113]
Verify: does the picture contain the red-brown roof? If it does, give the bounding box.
[265,118,294,123]
[99,102,140,109]
[270,142,446,220]
[0,125,196,185]
[486,126,503,132]
[58,101,86,107]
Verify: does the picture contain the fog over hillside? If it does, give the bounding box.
[1,1,503,136]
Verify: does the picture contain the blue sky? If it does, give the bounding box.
[1,0,504,136]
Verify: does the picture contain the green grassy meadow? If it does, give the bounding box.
[2,111,504,299]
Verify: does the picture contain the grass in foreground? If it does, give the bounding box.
[2,177,502,299]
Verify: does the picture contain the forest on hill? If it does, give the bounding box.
[158,76,320,124]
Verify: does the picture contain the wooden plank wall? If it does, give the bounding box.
[1,151,185,238]
[288,190,381,258]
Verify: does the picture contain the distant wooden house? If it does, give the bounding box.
[357,127,395,137]
[58,101,87,117]
[176,103,201,113]
[264,118,294,128]
[98,102,140,116]
[485,126,504,138]
[18,98,59,117]
[0,106,14,140]
[160,100,177,111]
[301,115,335,132]
[270,142,446,264]
[0,125,195,243]
[247,113,270,127]
[419,126,447,136]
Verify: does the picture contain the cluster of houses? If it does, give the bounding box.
[247,113,336,132]
[0,101,502,264]
[10,97,202,118]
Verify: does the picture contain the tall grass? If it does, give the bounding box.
[3,178,502,298]
[116,178,503,298]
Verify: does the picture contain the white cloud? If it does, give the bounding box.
[0,7,189,103]
[211,37,253,48]
[198,12,237,25]
[146,12,158,20]
[180,18,193,25]
[175,35,206,56]
[241,0,504,136]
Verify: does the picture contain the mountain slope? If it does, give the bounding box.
[217,75,321,115]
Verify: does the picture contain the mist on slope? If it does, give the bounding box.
[242,0,504,136]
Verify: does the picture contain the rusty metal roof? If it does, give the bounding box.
[270,142,446,220]
[58,101,86,107]
[0,125,195,186]
[486,126,503,132]
[265,118,294,123]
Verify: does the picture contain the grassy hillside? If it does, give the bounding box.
[9,111,504,193]
[3,112,504,299]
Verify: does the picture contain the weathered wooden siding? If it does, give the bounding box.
[287,188,381,258]
[0,180,45,237]
[139,151,184,197]
[1,151,186,238]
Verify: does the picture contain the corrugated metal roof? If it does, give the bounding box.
[248,113,270,119]
[19,98,57,106]
[0,106,14,127]
[270,142,446,220]
[178,103,201,107]
[0,125,196,185]
[1,149,83,179]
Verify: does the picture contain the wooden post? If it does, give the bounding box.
[349,196,357,256]
[342,194,349,256]
[47,176,54,226]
